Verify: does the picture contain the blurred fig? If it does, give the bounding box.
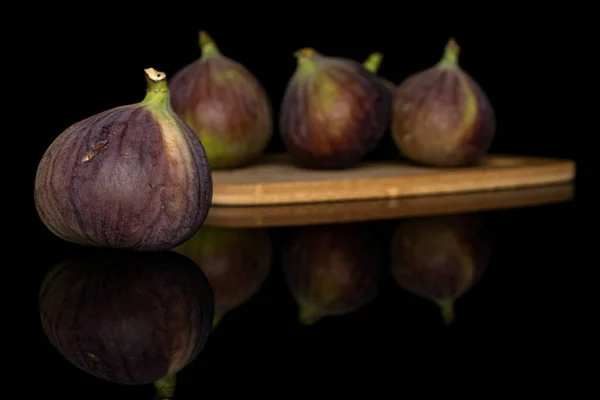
[279,48,393,169]
[281,222,383,325]
[391,38,496,166]
[169,31,273,169]
[390,213,491,324]
[39,249,214,398]
[34,68,213,251]
[173,226,273,328]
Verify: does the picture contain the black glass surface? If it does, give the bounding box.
[29,188,577,398]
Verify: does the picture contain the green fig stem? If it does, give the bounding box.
[199,30,221,58]
[437,38,460,68]
[154,374,176,400]
[438,299,455,325]
[363,52,383,74]
[143,68,170,106]
[293,47,319,75]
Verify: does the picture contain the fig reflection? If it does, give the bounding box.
[281,222,383,325]
[390,213,491,324]
[38,249,215,399]
[173,226,273,329]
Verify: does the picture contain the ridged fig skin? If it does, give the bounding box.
[173,226,273,327]
[391,40,496,167]
[281,222,383,325]
[38,249,215,385]
[34,104,213,251]
[390,213,491,324]
[280,51,393,169]
[169,34,272,169]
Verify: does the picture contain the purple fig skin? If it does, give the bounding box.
[34,68,213,251]
[173,226,273,328]
[38,249,215,385]
[169,31,273,169]
[281,223,382,325]
[390,213,491,324]
[391,39,496,167]
[279,48,393,169]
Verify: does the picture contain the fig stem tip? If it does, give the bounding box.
[447,37,460,52]
[439,38,460,67]
[199,30,220,56]
[294,47,316,59]
[438,300,455,325]
[364,52,384,74]
[199,30,212,46]
[143,68,169,99]
[298,305,320,325]
[144,68,167,82]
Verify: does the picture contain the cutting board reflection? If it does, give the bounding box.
[211,153,576,206]
[205,183,574,228]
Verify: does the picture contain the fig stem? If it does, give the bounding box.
[293,47,316,59]
[143,68,170,105]
[438,38,460,68]
[199,31,221,58]
[363,52,383,74]
[154,374,176,400]
[438,299,455,325]
[293,48,319,75]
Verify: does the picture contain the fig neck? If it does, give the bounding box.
[142,68,170,109]
[437,38,460,68]
[199,31,221,59]
[363,52,383,74]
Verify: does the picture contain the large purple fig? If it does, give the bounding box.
[279,48,393,169]
[391,38,496,166]
[281,222,383,325]
[34,68,213,251]
[390,213,491,324]
[173,226,273,328]
[38,249,215,398]
[169,31,273,169]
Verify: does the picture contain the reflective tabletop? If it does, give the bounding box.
[30,183,578,398]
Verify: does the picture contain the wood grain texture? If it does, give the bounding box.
[211,153,576,206]
[205,183,574,227]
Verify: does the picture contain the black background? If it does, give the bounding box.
[19,7,586,397]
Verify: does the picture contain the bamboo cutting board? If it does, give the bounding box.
[211,153,576,206]
[205,183,574,227]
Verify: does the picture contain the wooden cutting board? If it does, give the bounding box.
[205,183,574,227]
[211,153,576,206]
